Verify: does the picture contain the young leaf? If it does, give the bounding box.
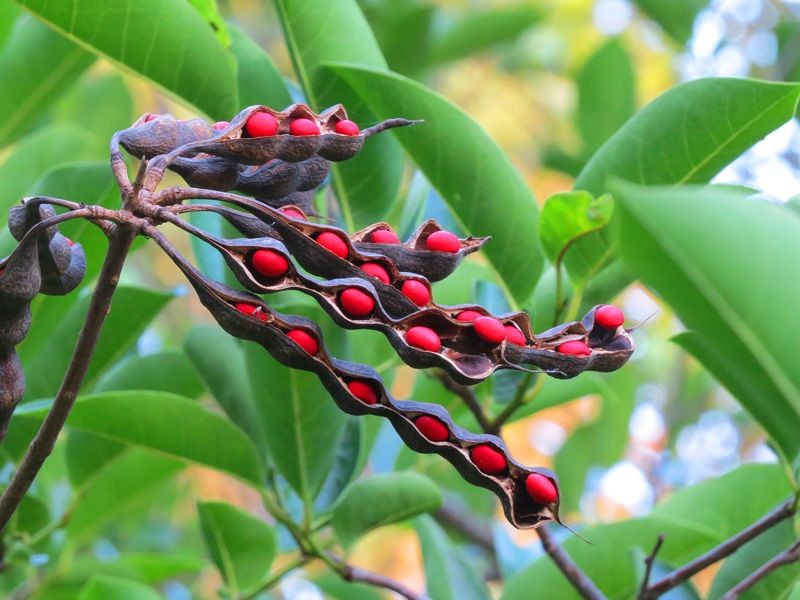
[77,575,163,600]
[93,352,205,399]
[320,64,544,305]
[615,183,800,464]
[332,472,442,548]
[198,501,277,595]
[18,0,238,118]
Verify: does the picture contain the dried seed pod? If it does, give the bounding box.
[235,156,330,200]
[0,236,42,312]
[0,349,24,440]
[116,113,215,158]
[171,155,240,191]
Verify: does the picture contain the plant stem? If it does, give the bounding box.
[538,526,606,600]
[432,370,493,432]
[0,225,137,533]
[721,539,800,599]
[490,373,545,432]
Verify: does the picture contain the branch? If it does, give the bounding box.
[0,225,137,532]
[640,500,796,599]
[434,501,500,580]
[638,535,664,597]
[721,539,800,600]
[432,370,494,433]
[342,562,427,600]
[538,526,606,600]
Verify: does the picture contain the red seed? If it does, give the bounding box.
[525,473,558,504]
[251,249,289,278]
[339,288,375,318]
[400,280,431,306]
[289,118,320,136]
[456,310,482,322]
[595,304,625,329]
[474,316,506,344]
[234,302,267,322]
[281,207,306,220]
[557,340,591,356]
[470,444,507,474]
[504,324,526,346]
[245,112,279,137]
[65,237,75,247]
[425,230,460,253]
[315,232,349,259]
[335,119,360,136]
[360,262,391,284]
[415,415,449,442]
[213,121,229,130]
[406,326,441,352]
[370,228,401,244]
[287,329,319,355]
[347,380,378,405]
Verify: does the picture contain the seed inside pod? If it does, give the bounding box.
[504,324,526,346]
[339,288,375,318]
[251,249,289,278]
[245,112,279,137]
[456,310,482,322]
[213,121,230,131]
[415,415,449,442]
[595,304,625,329]
[335,119,360,136]
[287,329,319,355]
[235,302,268,322]
[281,207,306,220]
[360,262,391,284]
[347,379,378,404]
[400,280,431,306]
[289,118,320,136]
[143,113,159,122]
[557,340,591,356]
[525,473,558,504]
[425,230,460,253]
[474,316,506,344]
[315,232,349,259]
[406,326,441,352]
[470,444,507,474]
[370,228,401,244]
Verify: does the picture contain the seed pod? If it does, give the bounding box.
[171,155,240,191]
[235,156,330,200]
[0,349,24,440]
[116,113,215,158]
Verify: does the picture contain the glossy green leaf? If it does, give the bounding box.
[616,183,800,464]
[274,0,404,229]
[633,0,706,44]
[0,14,93,146]
[93,351,205,398]
[429,6,541,65]
[0,2,20,48]
[15,391,264,485]
[415,515,491,600]
[333,472,441,547]
[361,0,433,76]
[77,575,163,600]
[230,24,291,110]
[66,431,125,487]
[503,465,792,600]
[198,501,277,594]
[19,0,238,118]
[243,340,347,503]
[321,64,543,304]
[188,0,230,49]
[20,286,174,400]
[576,38,635,154]
[314,417,365,513]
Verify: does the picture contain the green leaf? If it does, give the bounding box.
[321,64,544,305]
[0,2,20,48]
[361,0,434,76]
[77,575,163,600]
[0,14,94,146]
[576,38,635,154]
[503,465,792,600]
[188,0,231,49]
[415,515,491,600]
[15,391,264,485]
[429,6,541,65]
[314,417,365,513]
[230,24,291,110]
[18,0,238,118]
[274,0,404,230]
[20,286,174,400]
[243,340,347,503]
[93,351,205,398]
[66,432,125,487]
[198,501,277,595]
[616,183,800,464]
[633,0,706,44]
[184,326,268,457]
[332,472,442,548]
[539,191,614,285]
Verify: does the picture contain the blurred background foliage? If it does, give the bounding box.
[0,0,799,598]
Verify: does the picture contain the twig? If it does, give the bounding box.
[538,526,606,600]
[0,225,137,532]
[640,500,796,599]
[432,371,493,432]
[721,539,800,600]
[342,562,427,600]
[638,535,664,597]
[434,502,500,580]
[490,372,545,432]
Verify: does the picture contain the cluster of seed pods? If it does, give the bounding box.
[114,103,635,528]
[0,202,86,437]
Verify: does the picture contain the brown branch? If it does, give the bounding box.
[640,500,796,599]
[0,225,137,532]
[538,526,606,600]
[638,535,664,597]
[721,539,800,600]
[343,562,427,600]
[432,370,494,432]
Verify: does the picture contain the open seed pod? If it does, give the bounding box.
[116,113,215,158]
[0,349,24,440]
[235,156,330,200]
